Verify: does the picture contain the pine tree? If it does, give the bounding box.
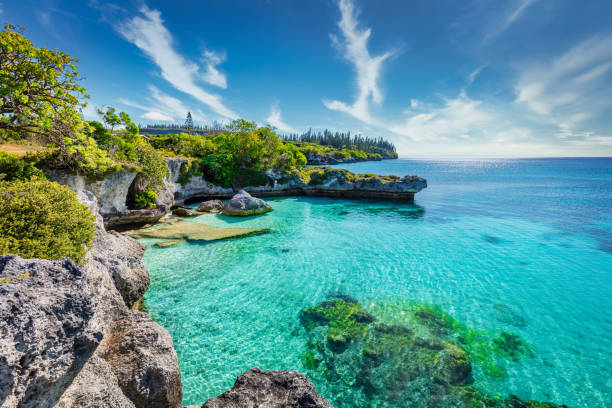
[184,112,194,134]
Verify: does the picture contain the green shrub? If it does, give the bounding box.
[0,152,45,181]
[134,138,167,188]
[0,178,96,264]
[134,186,158,209]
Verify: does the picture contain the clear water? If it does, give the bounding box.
[141,158,612,407]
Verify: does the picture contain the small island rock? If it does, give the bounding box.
[222,190,272,217]
[172,207,201,217]
[197,200,223,213]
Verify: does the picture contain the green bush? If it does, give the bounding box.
[134,185,158,209]
[0,178,96,263]
[0,152,45,181]
[134,138,167,188]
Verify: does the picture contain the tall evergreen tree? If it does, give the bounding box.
[184,112,194,134]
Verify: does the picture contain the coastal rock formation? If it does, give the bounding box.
[222,190,273,216]
[197,199,223,213]
[49,157,425,227]
[167,159,427,205]
[47,169,171,229]
[202,368,333,408]
[0,189,182,408]
[0,256,102,408]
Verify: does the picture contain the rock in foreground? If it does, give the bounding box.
[0,256,102,408]
[202,368,332,408]
[222,190,273,216]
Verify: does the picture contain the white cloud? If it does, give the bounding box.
[266,105,297,133]
[117,6,237,118]
[120,85,207,122]
[323,0,393,124]
[201,50,227,89]
[516,34,612,124]
[483,0,536,45]
[410,99,419,108]
[142,111,173,121]
[389,93,494,142]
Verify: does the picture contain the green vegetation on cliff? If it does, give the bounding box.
[0,178,96,264]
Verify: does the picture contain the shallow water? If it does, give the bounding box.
[141,158,612,407]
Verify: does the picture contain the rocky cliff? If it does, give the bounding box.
[0,190,182,408]
[48,158,425,229]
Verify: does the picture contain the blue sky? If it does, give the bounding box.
[3,0,612,157]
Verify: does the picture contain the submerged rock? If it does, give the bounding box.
[299,297,567,408]
[172,207,202,217]
[493,303,529,328]
[154,239,185,248]
[202,368,332,408]
[129,220,267,241]
[222,190,273,216]
[197,200,223,213]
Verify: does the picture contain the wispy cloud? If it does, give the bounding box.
[389,92,494,142]
[483,0,536,45]
[323,0,393,124]
[120,85,207,122]
[516,33,612,135]
[117,6,237,118]
[266,105,297,133]
[201,50,227,89]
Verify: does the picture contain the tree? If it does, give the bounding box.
[184,112,193,134]
[98,106,121,133]
[0,24,115,175]
[0,24,88,138]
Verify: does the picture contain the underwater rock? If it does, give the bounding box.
[129,221,267,242]
[154,239,185,248]
[202,368,332,408]
[197,200,223,213]
[222,190,273,216]
[172,207,202,217]
[299,297,566,408]
[493,304,529,328]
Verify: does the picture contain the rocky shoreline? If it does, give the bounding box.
[0,185,330,407]
[47,158,426,229]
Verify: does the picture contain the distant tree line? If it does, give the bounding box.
[283,129,396,155]
[139,120,226,135]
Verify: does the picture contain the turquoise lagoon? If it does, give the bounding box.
[141,158,612,407]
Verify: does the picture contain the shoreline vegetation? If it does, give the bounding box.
[0,23,569,408]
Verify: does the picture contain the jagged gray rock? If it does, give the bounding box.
[222,190,273,216]
[0,256,103,408]
[202,368,333,408]
[101,311,182,408]
[0,188,182,408]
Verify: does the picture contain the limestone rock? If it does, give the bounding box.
[222,190,273,216]
[197,199,223,213]
[101,311,182,408]
[0,256,103,408]
[202,368,332,408]
[172,207,202,217]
